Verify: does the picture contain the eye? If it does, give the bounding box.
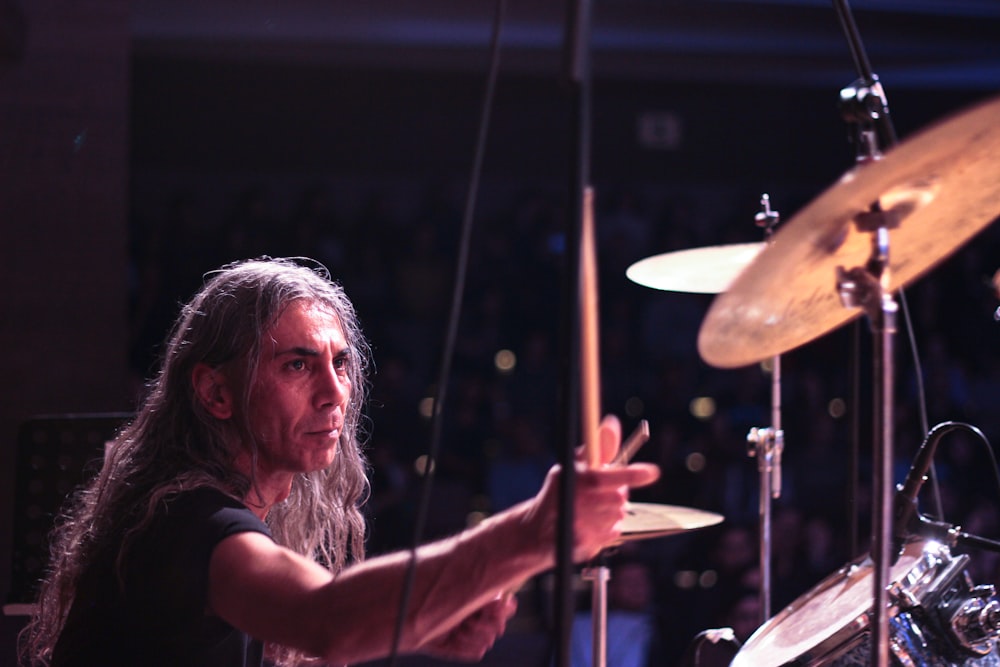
[333,353,351,373]
[287,359,308,372]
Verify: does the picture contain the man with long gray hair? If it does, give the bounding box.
[21,256,658,667]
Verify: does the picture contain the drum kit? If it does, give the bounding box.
[555,2,1000,665]
[616,92,1000,667]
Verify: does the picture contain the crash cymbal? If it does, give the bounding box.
[617,502,723,543]
[627,243,765,294]
[699,94,1000,369]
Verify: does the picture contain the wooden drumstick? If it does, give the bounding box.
[580,186,602,468]
[613,420,650,466]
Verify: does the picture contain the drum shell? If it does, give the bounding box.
[731,541,1000,666]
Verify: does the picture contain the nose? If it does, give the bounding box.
[314,363,350,409]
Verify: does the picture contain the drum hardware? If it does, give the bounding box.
[890,420,1000,603]
[747,193,784,624]
[892,422,988,561]
[748,424,783,621]
[677,628,741,667]
[581,564,610,667]
[700,93,1000,667]
[701,47,998,667]
[833,208,897,667]
[730,417,1000,666]
[615,420,725,543]
[582,500,723,667]
[885,548,1000,664]
[731,540,1000,667]
[587,426,723,662]
[946,586,1000,656]
[579,188,723,667]
[579,501,723,667]
[694,91,1000,368]
[893,422,1000,656]
[626,194,783,623]
[633,15,1000,667]
[910,514,1000,561]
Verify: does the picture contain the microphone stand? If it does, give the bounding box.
[555,1,593,666]
[934,523,1000,554]
[830,3,899,665]
[895,422,1000,556]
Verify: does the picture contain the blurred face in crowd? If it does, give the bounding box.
[610,561,653,611]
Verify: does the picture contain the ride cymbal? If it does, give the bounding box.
[617,502,724,543]
[626,243,765,294]
[699,94,1000,369]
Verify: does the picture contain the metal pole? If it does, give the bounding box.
[583,565,610,667]
[871,283,898,667]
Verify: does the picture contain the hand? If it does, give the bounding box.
[417,592,518,662]
[531,415,660,563]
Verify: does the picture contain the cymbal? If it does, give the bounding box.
[699,94,1000,368]
[618,502,723,543]
[626,243,765,294]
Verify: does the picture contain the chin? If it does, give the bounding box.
[310,448,339,472]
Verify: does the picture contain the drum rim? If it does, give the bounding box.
[730,540,947,667]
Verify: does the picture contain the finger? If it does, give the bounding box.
[496,591,517,621]
[427,630,492,662]
[475,593,517,627]
[445,603,513,661]
[596,414,622,466]
[579,461,660,489]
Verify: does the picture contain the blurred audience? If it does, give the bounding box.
[124,179,1000,666]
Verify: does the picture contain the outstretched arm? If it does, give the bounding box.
[208,415,659,665]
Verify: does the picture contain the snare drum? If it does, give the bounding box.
[731,540,1000,666]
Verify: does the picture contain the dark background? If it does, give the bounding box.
[3,1,1000,665]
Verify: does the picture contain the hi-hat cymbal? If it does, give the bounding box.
[617,502,724,543]
[627,243,765,294]
[699,94,1000,369]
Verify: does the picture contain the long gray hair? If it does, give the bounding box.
[23,257,371,666]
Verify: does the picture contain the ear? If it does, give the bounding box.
[192,363,234,420]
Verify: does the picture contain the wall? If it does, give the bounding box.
[0,0,131,661]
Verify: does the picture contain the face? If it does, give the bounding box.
[245,300,352,487]
[610,562,652,611]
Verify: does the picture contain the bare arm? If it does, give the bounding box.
[208,415,660,664]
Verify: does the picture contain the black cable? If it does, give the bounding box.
[913,422,1000,532]
[554,0,593,664]
[386,2,506,663]
[849,320,861,556]
[973,426,1000,507]
[897,289,945,520]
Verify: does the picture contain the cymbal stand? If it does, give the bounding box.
[836,216,897,667]
[834,0,898,656]
[582,562,610,667]
[747,194,783,623]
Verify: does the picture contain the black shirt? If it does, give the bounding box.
[52,487,272,667]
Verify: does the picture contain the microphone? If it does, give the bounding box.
[892,422,979,560]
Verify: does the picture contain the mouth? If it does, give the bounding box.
[305,423,342,440]
[305,413,344,441]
